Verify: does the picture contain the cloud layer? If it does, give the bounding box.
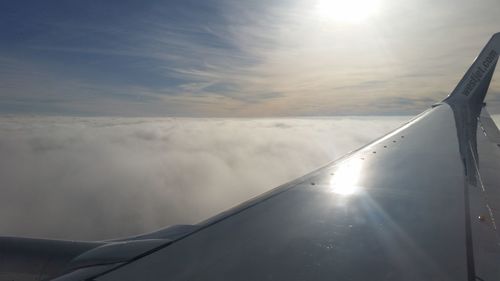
[0,116,409,240]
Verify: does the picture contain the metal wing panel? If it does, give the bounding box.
[479,109,500,143]
[476,108,500,228]
[94,104,472,281]
[471,108,500,280]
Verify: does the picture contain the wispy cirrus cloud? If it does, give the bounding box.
[1,0,500,116]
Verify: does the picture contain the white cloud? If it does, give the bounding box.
[0,116,407,240]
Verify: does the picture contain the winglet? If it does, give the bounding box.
[444,33,500,113]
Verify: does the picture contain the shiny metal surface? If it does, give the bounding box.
[469,109,500,279]
[96,104,471,281]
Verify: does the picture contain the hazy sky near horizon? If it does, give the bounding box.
[2,0,500,116]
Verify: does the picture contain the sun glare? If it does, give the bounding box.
[315,0,380,23]
[330,158,363,195]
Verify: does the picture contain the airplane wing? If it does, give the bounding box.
[2,33,500,281]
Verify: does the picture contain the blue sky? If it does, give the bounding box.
[2,0,500,116]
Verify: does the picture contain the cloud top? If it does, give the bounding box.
[0,116,407,240]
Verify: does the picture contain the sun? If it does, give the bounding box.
[315,0,380,23]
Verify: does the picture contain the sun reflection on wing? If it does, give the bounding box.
[330,158,363,195]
